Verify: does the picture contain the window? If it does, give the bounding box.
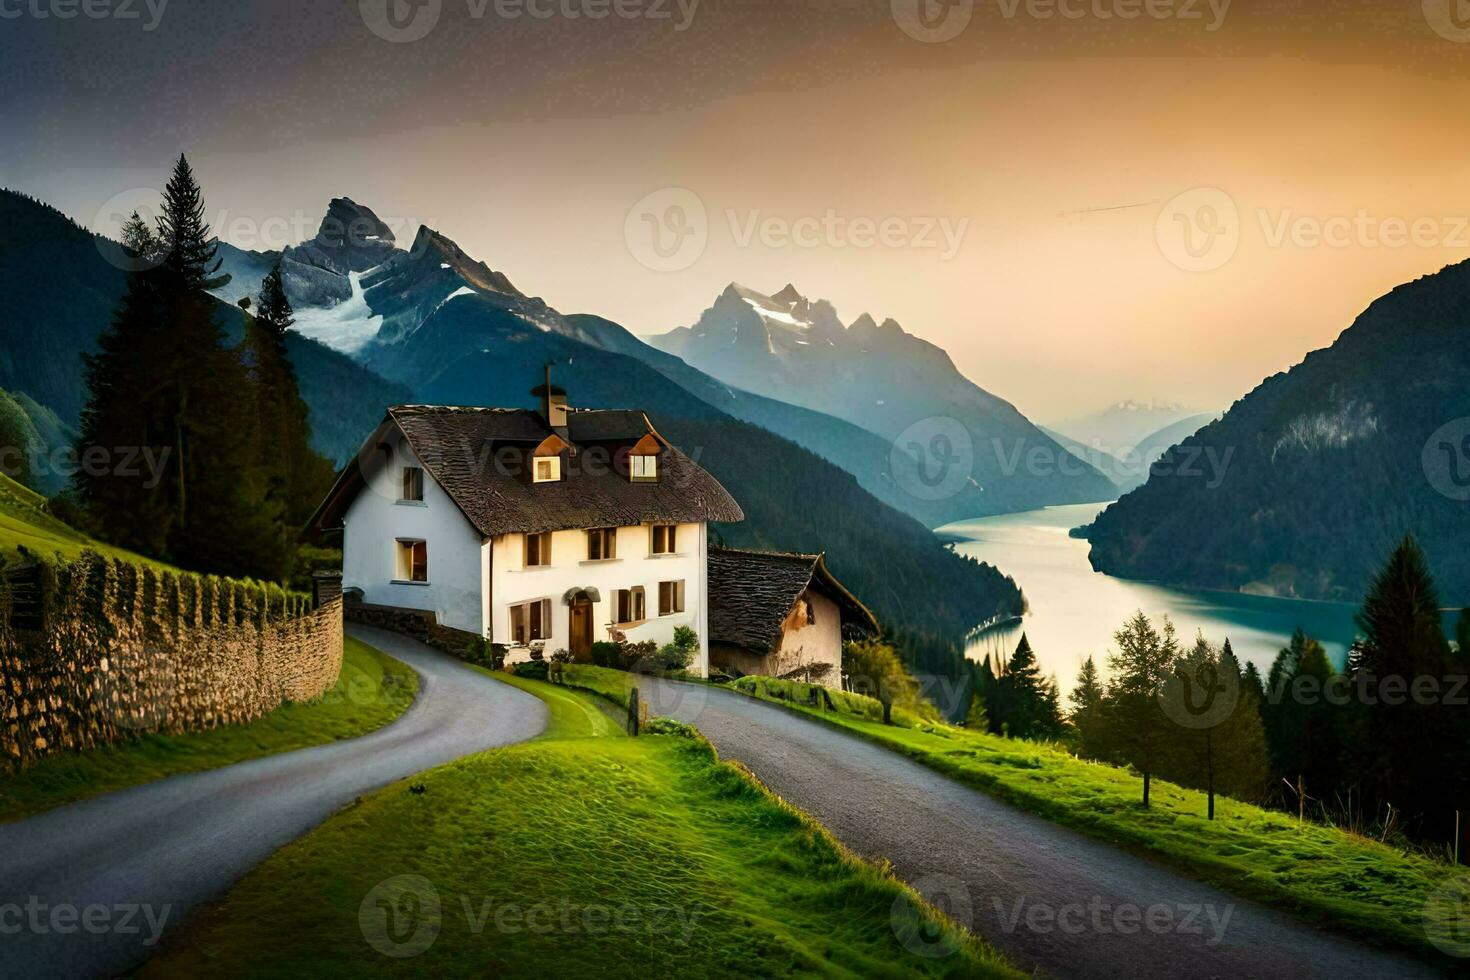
[630,454,658,482]
[650,524,677,555]
[615,586,646,625]
[401,466,424,501]
[533,456,561,483]
[524,532,552,567]
[658,579,685,616]
[509,598,552,644]
[395,539,428,583]
[586,527,617,561]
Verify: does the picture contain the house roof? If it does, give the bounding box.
[707,548,879,655]
[311,405,744,537]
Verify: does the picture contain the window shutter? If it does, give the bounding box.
[677,579,685,613]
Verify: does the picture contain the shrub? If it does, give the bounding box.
[549,648,572,665]
[590,641,622,669]
[513,660,550,680]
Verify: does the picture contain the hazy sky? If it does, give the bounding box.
[5,0,1470,421]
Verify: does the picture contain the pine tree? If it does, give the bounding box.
[1349,537,1456,840]
[1069,655,1109,759]
[993,634,1059,739]
[1106,611,1179,807]
[158,155,229,291]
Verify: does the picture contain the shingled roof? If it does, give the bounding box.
[707,549,879,654]
[312,405,743,537]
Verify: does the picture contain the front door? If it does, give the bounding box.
[569,599,593,660]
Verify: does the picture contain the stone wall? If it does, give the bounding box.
[343,593,482,658]
[0,552,343,771]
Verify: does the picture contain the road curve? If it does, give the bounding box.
[0,625,546,979]
[635,677,1440,980]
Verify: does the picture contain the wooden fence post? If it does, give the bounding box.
[627,687,641,736]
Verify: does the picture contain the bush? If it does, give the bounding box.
[590,641,622,669]
[549,648,572,665]
[512,660,549,680]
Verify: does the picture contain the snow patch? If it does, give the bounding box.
[289,271,383,355]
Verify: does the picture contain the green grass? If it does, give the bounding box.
[143,673,1016,979]
[727,676,1466,962]
[0,470,164,567]
[0,636,418,823]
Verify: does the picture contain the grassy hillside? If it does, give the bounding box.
[144,673,1014,978]
[0,470,145,564]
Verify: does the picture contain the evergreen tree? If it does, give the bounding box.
[1349,537,1457,840]
[1069,655,1109,759]
[990,634,1062,739]
[1106,611,1179,807]
[158,155,229,291]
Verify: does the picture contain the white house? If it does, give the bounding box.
[310,382,744,674]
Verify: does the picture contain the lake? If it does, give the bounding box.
[948,503,1364,692]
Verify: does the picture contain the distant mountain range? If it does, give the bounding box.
[1086,261,1470,603]
[1044,412,1219,493]
[1047,400,1207,456]
[649,283,1117,519]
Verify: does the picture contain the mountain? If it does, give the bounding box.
[1044,412,1218,493]
[649,283,1116,519]
[1047,399,1206,457]
[1086,260,1470,603]
[0,189,408,465]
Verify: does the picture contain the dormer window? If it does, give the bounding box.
[534,457,561,483]
[627,432,662,483]
[630,454,658,482]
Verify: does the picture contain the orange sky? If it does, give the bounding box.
[10,0,1470,420]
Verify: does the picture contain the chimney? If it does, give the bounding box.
[535,365,568,428]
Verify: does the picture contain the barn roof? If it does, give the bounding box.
[707,548,879,655]
[310,404,743,537]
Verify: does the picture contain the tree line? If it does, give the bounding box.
[73,155,333,583]
[967,535,1469,848]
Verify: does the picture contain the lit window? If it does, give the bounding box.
[630,454,658,482]
[651,524,677,555]
[395,539,428,582]
[586,527,617,561]
[616,587,646,624]
[525,532,552,567]
[658,579,685,616]
[401,466,424,501]
[534,456,561,483]
[509,598,552,644]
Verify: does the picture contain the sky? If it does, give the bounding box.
[4,0,1470,422]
